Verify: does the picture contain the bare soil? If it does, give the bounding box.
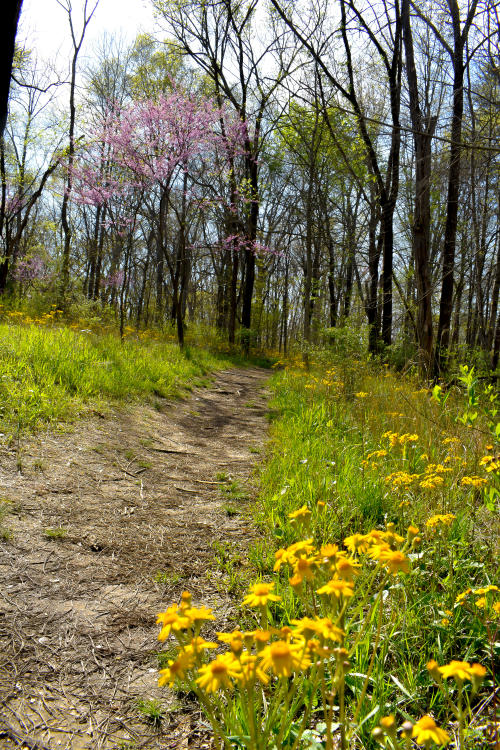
[0,367,270,750]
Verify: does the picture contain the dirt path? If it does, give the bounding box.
[0,367,270,749]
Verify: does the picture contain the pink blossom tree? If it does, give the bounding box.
[72,85,248,346]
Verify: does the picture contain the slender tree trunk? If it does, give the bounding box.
[402,0,436,373]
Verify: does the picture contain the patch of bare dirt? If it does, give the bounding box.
[0,367,270,749]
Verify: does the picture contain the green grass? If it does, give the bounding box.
[250,353,499,744]
[43,527,68,539]
[0,322,238,440]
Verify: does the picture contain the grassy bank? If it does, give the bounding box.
[251,353,499,742]
[0,319,237,440]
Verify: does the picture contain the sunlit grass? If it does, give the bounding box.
[0,320,236,440]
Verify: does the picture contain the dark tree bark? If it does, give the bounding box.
[411,0,479,371]
[0,0,23,138]
[402,0,436,373]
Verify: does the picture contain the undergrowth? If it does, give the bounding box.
[153,350,499,749]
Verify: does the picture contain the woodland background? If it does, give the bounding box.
[1,0,499,373]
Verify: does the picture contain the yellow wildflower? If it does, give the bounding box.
[412,716,449,746]
[455,588,471,604]
[461,476,487,488]
[344,533,370,555]
[183,605,216,625]
[238,652,269,686]
[367,449,388,460]
[420,475,444,489]
[380,715,396,732]
[288,505,312,523]
[374,547,409,574]
[218,630,244,655]
[290,616,344,642]
[196,653,241,693]
[438,660,475,682]
[336,556,361,581]
[316,576,354,599]
[156,605,191,640]
[242,582,281,608]
[158,650,195,686]
[320,543,341,561]
[259,640,310,677]
[355,391,369,398]
[274,539,316,570]
[473,585,499,595]
[425,514,456,529]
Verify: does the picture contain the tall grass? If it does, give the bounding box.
[0,321,236,439]
[246,352,499,744]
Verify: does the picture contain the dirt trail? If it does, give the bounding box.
[0,367,270,749]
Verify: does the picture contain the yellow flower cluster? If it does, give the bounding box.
[382,431,419,448]
[479,454,500,473]
[455,584,500,616]
[385,471,420,489]
[275,525,411,594]
[460,475,487,489]
[427,658,486,686]
[425,514,456,530]
[156,593,345,693]
[374,714,450,747]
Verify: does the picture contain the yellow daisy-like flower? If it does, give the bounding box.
[455,588,471,604]
[468,663,487,681]
[344,533,370,555]
[242,582,281,608]
[438,660,474,682]
[259,640,310,677]
[335,556,361,581]
[273,539,316,571]
[292,555,318,583]
[412,716,449,746]
[461,476,487,488]
[196,653,241,693]
[380,715,396,732]
[374,547,409,574]
[427,660,441,681]
[158,650,195,686]
[156,605,191,640]
[320,543,341,561]
[382,523,405,547]
[475,597,486,608]
[183,605,216,625]
[355,391,369,398]
[238,652,269,686]
[473,585,499,595]
[420,475,444,490]
[367,449,388,460]
[218,630,244,655]
[291,616,344,642]
[316,576,354,599]
[288,505,312,524]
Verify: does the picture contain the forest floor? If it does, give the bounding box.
[0,366,270,750]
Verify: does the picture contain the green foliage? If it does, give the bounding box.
[43,527,68,539]
[136,698,165,726]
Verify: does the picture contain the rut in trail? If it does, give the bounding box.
[0,366,270,749]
